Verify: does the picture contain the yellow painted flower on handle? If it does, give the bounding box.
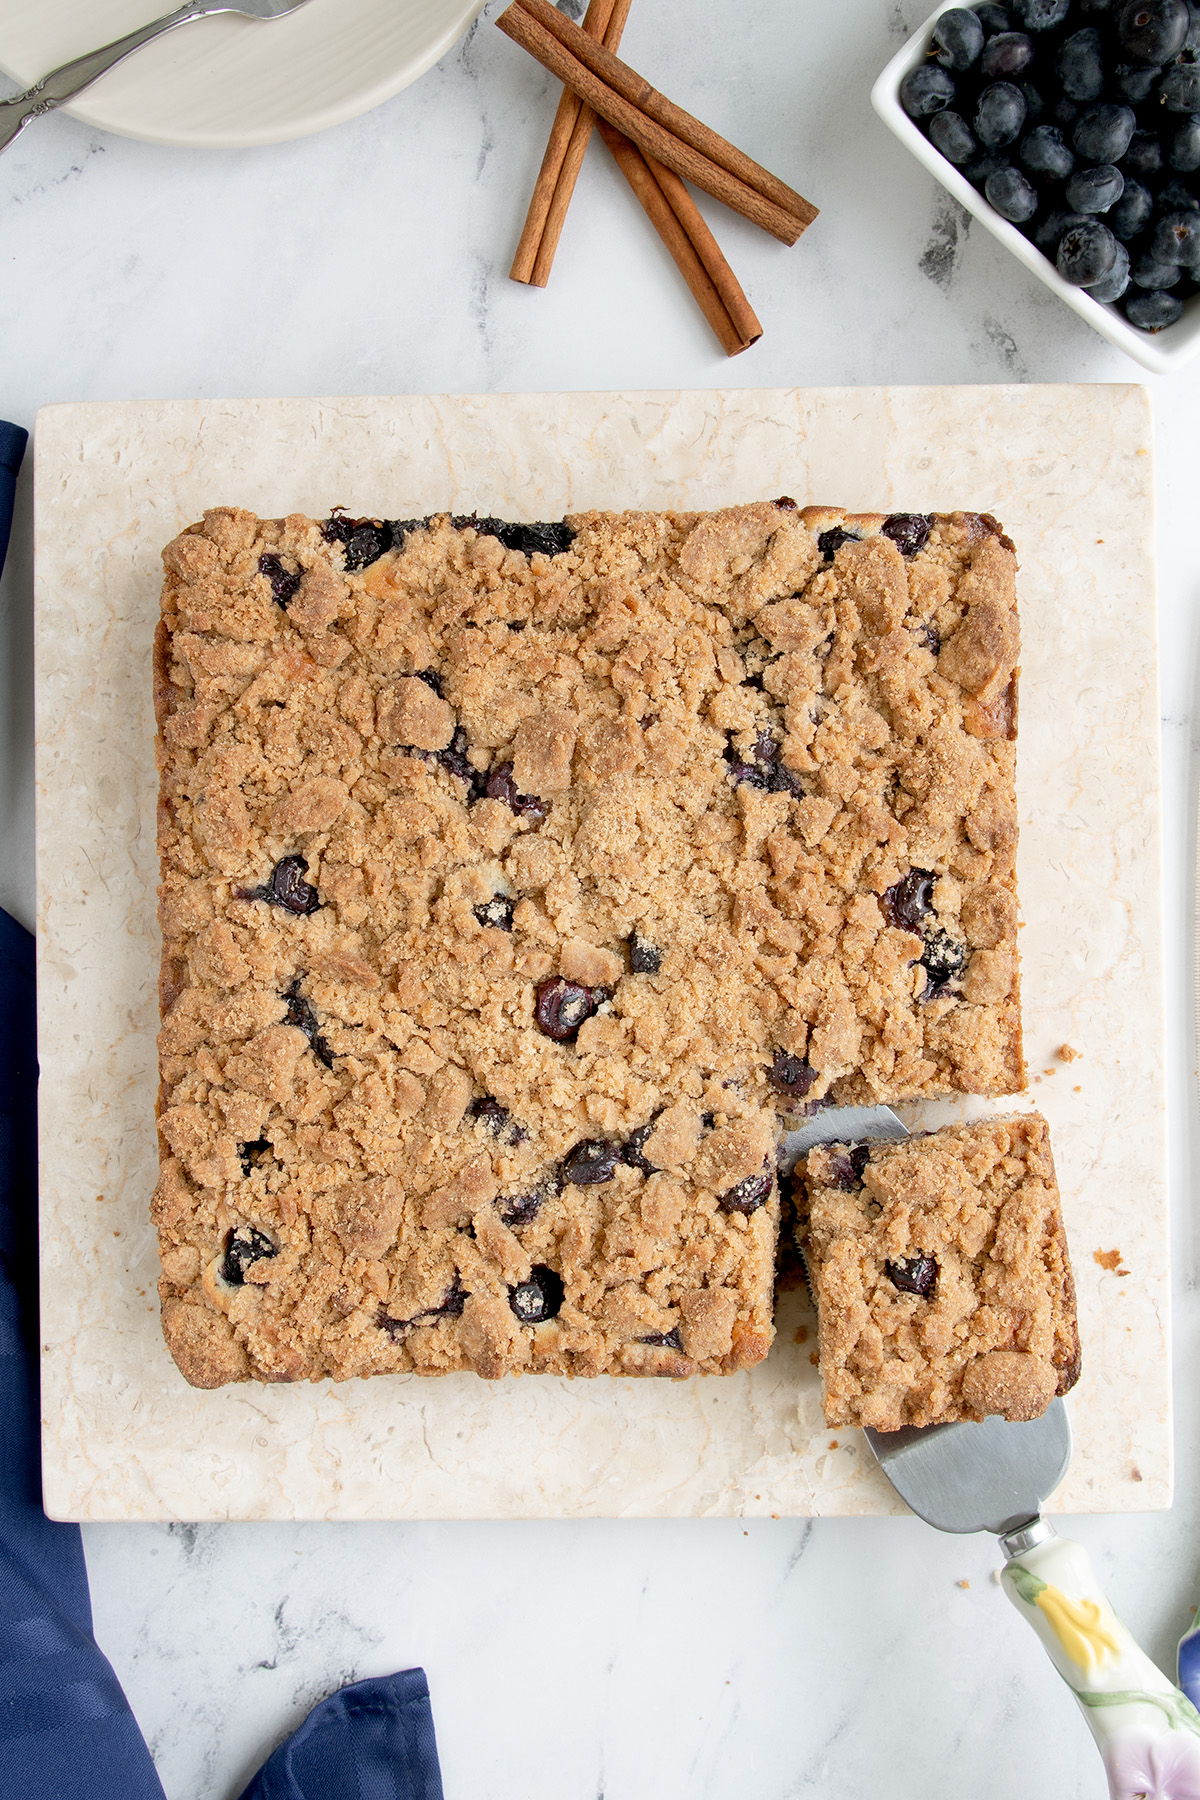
[1035,1585,1122,1676]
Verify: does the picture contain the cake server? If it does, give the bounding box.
[0,0,313,157]
[788,1105,1200,1800]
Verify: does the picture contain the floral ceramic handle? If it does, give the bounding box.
[1002,1525,1200,1799]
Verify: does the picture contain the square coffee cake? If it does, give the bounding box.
[800,1114,1079,1431]
[152,501,1023,1386]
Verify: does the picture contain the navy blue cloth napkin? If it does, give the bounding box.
[0,420,28,571]
[0,908,168,1799]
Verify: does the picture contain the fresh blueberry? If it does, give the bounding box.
[769,1050,816,1099]
[1122,129,1165,177]
[921,929,969,992]
[963,148,1009,183]
[987,164,1040,219]
[474,896,514,931]
[258,553,302,608]
[934,7,986,67]
[1018,78,1048,124]
[1157,177,1200,209]
[1134,251,1184,284]
[1057,216,1120,282]
[901,63,958,117]
[1087,239,1133,298]
[1015,0,1070,27]
[1066,162,1125,211]
[1117,0,1190,62]
[975,80,1028,145]
[1170,113,1200,168]
[975,3,1014,30]
[221,1227,276,1286]
[1113,61,1162,99]
[882,868,937,932]
[1162,60,1200,109]
[1152,206,1200,258]
[1125,286,1186,324]
[718,1168,775,1215]
[281,977,334,1067]
[982,29,1036,76]
[930,110,981,161]
[1035,207,1088,251]
[885,1255,939,1298]
[882,513,933,555]
[1056,28,1106,98]
[535,977,597,1042]
[1110,178,1155,235]
[563,1139,620,1184]
[628,933,662,974]
[1073,103,1137,161]
[485,761,547,819]
[1020,123,1076,177]
[509,1265,565,1324]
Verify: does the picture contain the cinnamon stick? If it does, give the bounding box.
[497,0,817,246]
[510,0,633,286]
[596,120,761,355]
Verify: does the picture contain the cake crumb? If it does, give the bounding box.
[1131,1467,1143,1483]
[1058,1044,1081,1063]
[809,1351,820,1367]
[1094,1248,1122,1271]
[794,1326,809,1345]
[957,1579,971,1589]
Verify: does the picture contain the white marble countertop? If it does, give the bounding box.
[2,1,1198,1794]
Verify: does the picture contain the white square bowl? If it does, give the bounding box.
[872,3,1200,373]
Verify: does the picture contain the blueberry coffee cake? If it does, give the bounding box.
[799,1114,1079,1431]
[152,501,1024,1387]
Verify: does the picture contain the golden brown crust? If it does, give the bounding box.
[800,1113,1079,1431]
[152,502,1024,1388]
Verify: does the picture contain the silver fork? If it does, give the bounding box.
[0,0,314,156]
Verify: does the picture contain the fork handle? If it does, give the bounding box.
[1002,1526,1200,1798]
[0,3,204,155]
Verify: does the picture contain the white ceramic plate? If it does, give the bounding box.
[0,0,487,149]
[872,3,1200,375]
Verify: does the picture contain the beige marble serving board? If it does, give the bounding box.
[33,386,1167,1521]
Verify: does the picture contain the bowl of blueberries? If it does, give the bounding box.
[872,0,1200,370]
